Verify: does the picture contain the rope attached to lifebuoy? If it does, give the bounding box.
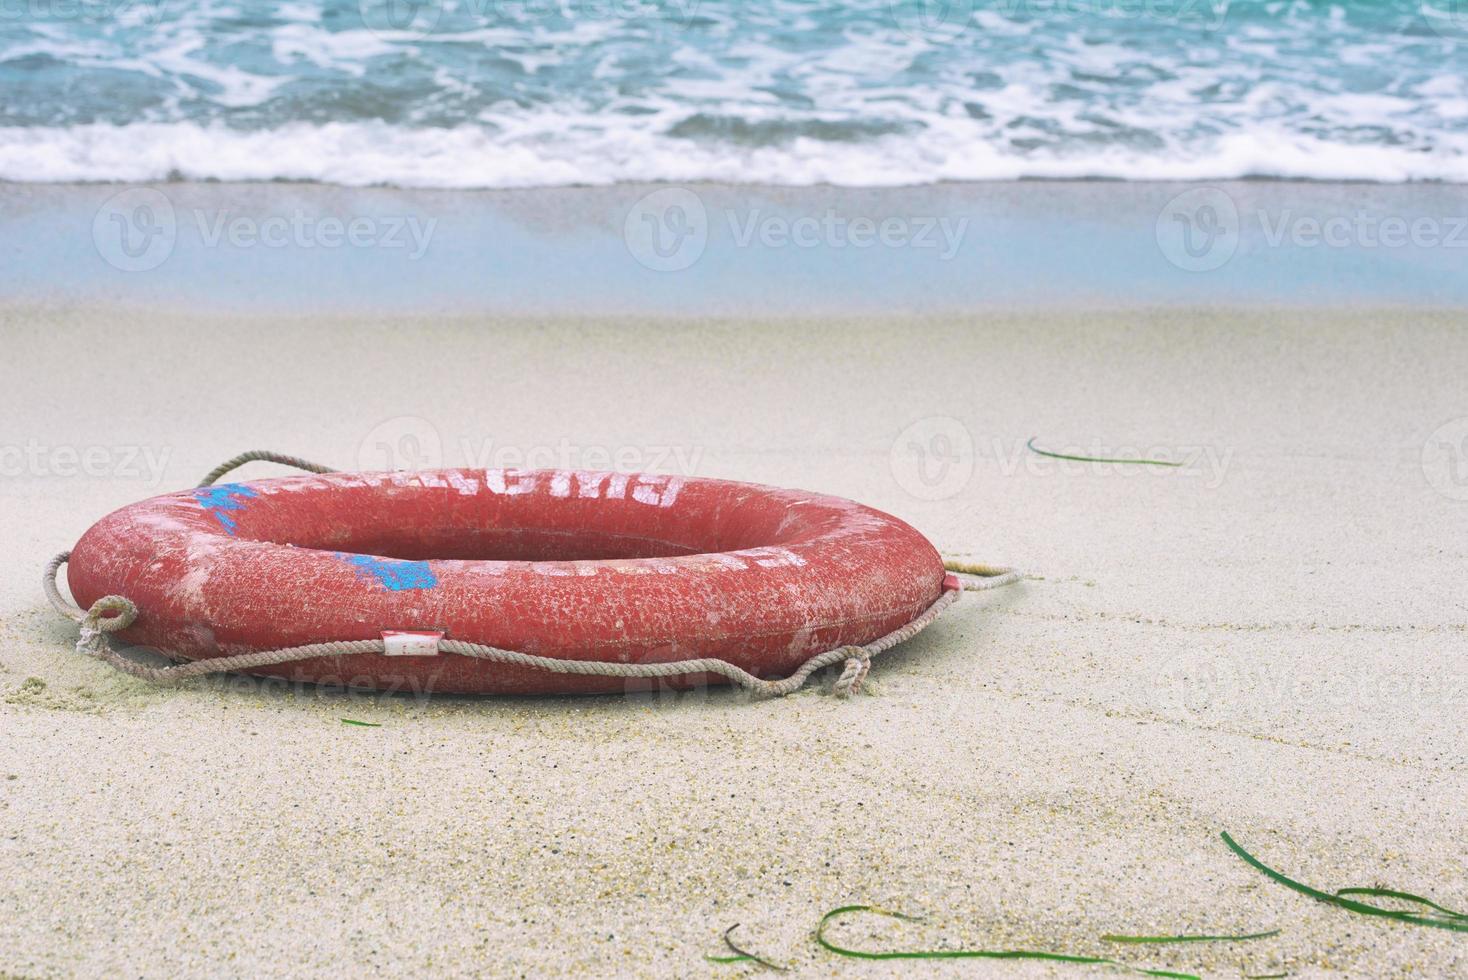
[44,451,1024,698]
[197,449,336,487]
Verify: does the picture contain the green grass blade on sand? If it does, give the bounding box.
[1220,831,1468,934]
[1026,436,1182,467]
[706,924,786,971]
[340,718,381,727]
[1102,930,1280,944]
[816,906,1199,980]
[1333,887,1468,920]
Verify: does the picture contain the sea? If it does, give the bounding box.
[2,0,1467,186]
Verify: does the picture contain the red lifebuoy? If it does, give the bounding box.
[65,469,947,695]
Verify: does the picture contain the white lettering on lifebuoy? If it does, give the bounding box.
[484,468,538,495]
[574,471,609,498]
[632,474,683,507]
[447,471,480,495]
[488,469,685,507]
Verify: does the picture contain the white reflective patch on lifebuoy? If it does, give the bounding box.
[734,546,808,569]
[382,629,444,656]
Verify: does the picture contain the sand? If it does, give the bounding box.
[1,306,1465,977]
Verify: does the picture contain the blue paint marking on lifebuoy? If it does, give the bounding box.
[339,553,438,591]
[194,484,259,535]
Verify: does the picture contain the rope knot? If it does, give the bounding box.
[831,646,871,698]
[83,595,138,633]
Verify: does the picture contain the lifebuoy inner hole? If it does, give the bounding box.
[208,476,808,561]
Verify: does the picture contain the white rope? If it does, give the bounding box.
[197,450,335,487]
[44,552,957,698]
[942,559,1025,591]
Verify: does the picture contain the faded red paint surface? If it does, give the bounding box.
[68,469,945,695]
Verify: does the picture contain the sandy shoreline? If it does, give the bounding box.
[2,305,1466,977]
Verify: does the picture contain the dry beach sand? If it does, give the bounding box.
[1,306,1465,977]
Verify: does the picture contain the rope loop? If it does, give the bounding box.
[83,595,138,633]
[197,450,336,488]
[42,550,82,622]
[943,560,1025,592]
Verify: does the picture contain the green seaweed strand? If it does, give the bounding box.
[1220,832,1468,934]
[1026,436,1182,467]
[815,906,1199,979]
[1102,930,1280,944]
[717,924,786,971]
[1333,888,1468,920]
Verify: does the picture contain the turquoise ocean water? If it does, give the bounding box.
[2,0,1468,185]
